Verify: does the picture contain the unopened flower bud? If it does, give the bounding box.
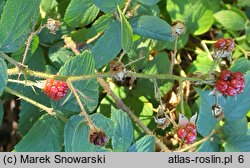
[213,38,235,61]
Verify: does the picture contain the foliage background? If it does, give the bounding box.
[0,0,250,152]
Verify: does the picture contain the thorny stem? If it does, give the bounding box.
[125,56,145,67]
[208,57,220,75]
[22,25,46,65]
[118,51,126,62]
[77,33,103,49]
[97,77,170,152]
[4,87,54,115]
[7,79,42,88]
[152,79,177,128]
[64,37,81,55]
[201,40,216,60]
[123,0,133,14]
[236,44,250,58]
[135,73,210,83]
[66,81,96,130]
[178,80,185,115]
[7,67,212,84]
[169,36,178,74]
[0,51,26,70]
[177,130,215,152]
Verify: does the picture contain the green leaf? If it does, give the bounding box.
[69,13,113,42]
[18,89,50,136]
[164,32,189,50]
[91,0,124,13]
[223,72,250,120]
[188,52,214,74]
[0,100,3,126]
[64,0,100,28]
[0,1,5,18]
[221,118,248,137]
[92,20,121,68]
[214,10,245,31]
[137,0,160,6]
[238,0,250,7]
[138,52,173,99]
[128,135,155,152]
[117,6,133,52]
[97,85,154,139]
[0,0,40,53]
[196,89,220,137]
[40,0,58,17]
[130,15,174,41]
[49,41,74,69]
[52,51,99,116]
[197,137,221,152]
[230,57,250,73]
[11,38,42,69]
[15,114,64,152]
[0,57,7,96]
[224,135,250,152]
[167,0,214,35]
[137,4,160,16]
[126,38,150,71]
[64,113,114,152]
[111,107,133,152]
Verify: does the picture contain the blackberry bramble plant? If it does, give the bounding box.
[0,0,250,152]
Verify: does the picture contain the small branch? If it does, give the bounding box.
[86,33,102,44]
[7,65,211,85]
[169,36,178,74]
[7,68,19,75]
[135,73,210,83]
[66,81,96,129]
[201,40,215,60]
[177,130,215,152]
[64,36,81,55]
[7,66,211,85]
[178,80,185,115]
[123,0,133,14]
[125,56,145,67]
[4,87,54,115]
[7,79,41,88]
[21,25,46,65]
[0,51,26,70]
[208,57,220,75]
[118,50,127,62]
[97,77,170,152]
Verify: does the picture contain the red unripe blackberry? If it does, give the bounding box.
[216,80,228,92]
[177,127,187,140]
[219,70,231,81]
[185,132,197,144]
[216,70,245,96]
[232,72,244,80]
[44,79,68,100]
[225,86,237,96]
[214,38,226,50]
[185,123,196,134]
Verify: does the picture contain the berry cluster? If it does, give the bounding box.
[44,79,68,100]
[177,123,197,144]
[213,38,235,59]
[216,70,245,96]
[214,38,235,51]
